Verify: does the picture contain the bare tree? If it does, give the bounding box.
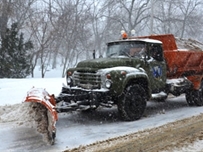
[152,0,180,35]
[49,0,92,77]
[178,0,203,38]
[88,0,112,57]
[11,0,37,30]
[105,0,151,35]
[28,9,57,78]
[148,0,203,39]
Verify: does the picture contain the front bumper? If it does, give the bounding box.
[56,86,110,103]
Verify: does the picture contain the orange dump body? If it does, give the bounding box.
[138,34,203,90]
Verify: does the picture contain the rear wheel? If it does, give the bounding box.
[117,84,147,121]
[194,81,203,106]
[186,81,203,106]
[186,90,195,106]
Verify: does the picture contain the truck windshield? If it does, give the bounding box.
[106,41,146,58]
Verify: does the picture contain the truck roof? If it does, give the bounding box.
[136,34,177,51]
[137,34,203,51]
[108,38,162,44]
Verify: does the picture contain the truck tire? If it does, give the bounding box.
[117,84,147,121]
[193,81,203,106]
[185,90,196,106]
[186,81,203,106]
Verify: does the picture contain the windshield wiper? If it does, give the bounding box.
[120,50,130,57]
[109,52,118,57]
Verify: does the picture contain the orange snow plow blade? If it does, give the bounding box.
[24,88,58,144]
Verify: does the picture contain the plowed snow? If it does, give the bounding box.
[0,102,52,144]
[176,37,203,51]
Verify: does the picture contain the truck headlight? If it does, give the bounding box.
[105,80,112,88]
[67,77,72,85]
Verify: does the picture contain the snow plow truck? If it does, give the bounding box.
[24,33,203,144]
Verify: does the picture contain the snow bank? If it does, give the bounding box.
[0,102,35,126]
[0,102,52,144]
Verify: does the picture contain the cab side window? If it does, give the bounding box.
[150,45,163,61]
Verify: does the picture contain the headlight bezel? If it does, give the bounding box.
[67,77,72,84]
[105,80,112,89]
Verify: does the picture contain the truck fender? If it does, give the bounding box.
[122,72,151,100]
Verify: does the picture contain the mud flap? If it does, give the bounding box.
[24,88,58,145]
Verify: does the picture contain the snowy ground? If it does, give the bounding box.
[1,78,203,151]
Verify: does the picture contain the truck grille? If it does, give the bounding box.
[73,71,101,89]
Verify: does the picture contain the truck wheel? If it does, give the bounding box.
[186,81,203,106]
[193,81,203,106]
[117,84,147,121]
[185,90,195,106]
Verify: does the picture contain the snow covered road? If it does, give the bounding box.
[1,78,203,152]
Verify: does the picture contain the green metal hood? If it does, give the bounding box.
[76,57,141,70]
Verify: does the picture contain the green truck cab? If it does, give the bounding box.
[57,38,168,121]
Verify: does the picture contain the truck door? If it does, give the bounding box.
[146,44,167,93]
